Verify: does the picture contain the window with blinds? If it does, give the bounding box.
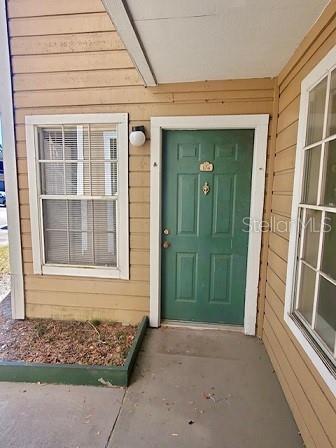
[26,114,129,279]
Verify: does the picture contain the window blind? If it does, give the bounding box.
[38,124,118,267]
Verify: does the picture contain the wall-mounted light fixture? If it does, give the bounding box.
[129,126,146,147]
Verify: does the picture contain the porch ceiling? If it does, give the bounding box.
[123,0,328,84]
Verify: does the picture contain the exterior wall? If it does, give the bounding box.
[7,0,275,325]
[7,0,336,445]
[263,2,336,448]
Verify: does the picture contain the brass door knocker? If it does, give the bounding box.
[202,181,210,195]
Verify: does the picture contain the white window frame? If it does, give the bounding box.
[25,113,129,279]
[285,46,336,397]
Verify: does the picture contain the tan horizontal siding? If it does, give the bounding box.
[25,304,144,325]
[150,78,275,93]
[10,32,124,56]
[9,13,114,37]
[13,69,143,91]
[25,275,149,296]
[8,6,274,336]
[12,50,132,73]
[26,290,149,311]
[276,121,298,153]
[273,145,296,173]
[14,101,273,123]
[264,4,336,448]
[7,0,105,18]
[263,333,316,448]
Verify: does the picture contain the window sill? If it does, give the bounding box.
[40,264,129,280]
[284,312,336,396]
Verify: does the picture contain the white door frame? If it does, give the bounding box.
[150,115,269,335]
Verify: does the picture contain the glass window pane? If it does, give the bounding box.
[63,125,89,160]
[322,212,336,280]
[44,230,69,264]
[40,162,64,195]
[93,200,117,267]
[301,209,321,268]
[327,69,336,137]
[42,199,67,231]
[69,231,94,265]
[42,199,117,267]
[302,146,321,204]
[38,122,120,269]
[297,263,317,324]
[38,127,63,160]
[315,276,336,351]
[68,200,93,232]
[64,162,91,195]
[42,199,68,264]
[90,126,117,160]
[91,162,117,196]
[306,77,327,146]
[322,140,336,207]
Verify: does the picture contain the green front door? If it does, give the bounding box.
[161,129,254,325]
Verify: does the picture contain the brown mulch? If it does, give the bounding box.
[0,298,137,367]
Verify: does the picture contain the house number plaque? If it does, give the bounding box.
[200,161,213,172]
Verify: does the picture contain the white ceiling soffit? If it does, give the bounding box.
[104,0,330,85]
[102,0,157,86]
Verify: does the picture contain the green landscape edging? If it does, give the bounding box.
[0,315,148,387]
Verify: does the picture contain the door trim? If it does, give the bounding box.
[150,115,269,335]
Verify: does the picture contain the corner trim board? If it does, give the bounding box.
[150,114,269,335]
[101,0,157,87]
[0,1,25,319]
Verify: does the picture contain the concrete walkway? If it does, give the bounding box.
[0,327,303,448]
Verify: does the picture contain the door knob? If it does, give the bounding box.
[162,241,171,249]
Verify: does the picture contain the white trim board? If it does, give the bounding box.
[101,0,157,87]
[0,1,25,319]
[150,114,269,335]
[284,45,336,397]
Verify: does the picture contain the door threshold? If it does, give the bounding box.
[161,320,244,333]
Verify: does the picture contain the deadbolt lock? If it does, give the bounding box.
[163,228,170,235]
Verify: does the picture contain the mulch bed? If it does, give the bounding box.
[0,298,137,367]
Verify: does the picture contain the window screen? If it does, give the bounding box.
[37,125,118,267]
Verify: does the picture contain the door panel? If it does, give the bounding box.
[176,252,198,302]
[177,174,198,235]
[209,254,232,304]
[161,130,254,324]
[212,174,234,235]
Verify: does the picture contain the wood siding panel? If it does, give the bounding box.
[25,304,144,325]
[7,0,105,18]
[12,51,133,73]
[9,13,114,37]
[13,69,142,91]
[10,32,124,55]
[8,3,275,350]
[13,102,273,123]
[264,5,336,448]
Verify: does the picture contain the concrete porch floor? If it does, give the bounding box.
[0,327,303,448]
